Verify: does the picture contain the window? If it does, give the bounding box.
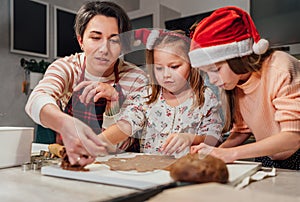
[10,0,49,58]
[54,6,81,58]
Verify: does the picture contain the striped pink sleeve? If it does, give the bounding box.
[25,54,82,125]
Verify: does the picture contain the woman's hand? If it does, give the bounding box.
[59,116,109,166]
[162,133,195,155]
[74,81,118,104]
[190,143,236,163]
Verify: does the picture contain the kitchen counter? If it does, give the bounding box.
[0,144,299,202]
[244,168,300,197]
[149,168,300,202]
[0,166,137,202]
[1,164,299,202]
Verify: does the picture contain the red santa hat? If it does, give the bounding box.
[189,6,269,67]
[133,28,161,49]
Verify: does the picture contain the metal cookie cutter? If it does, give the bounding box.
[21,160,42,172]
[21,162,32,172]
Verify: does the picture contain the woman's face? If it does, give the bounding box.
[153,46,190,94]
[77,15,121,77]
[199,61,243,90]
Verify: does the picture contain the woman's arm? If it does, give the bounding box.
[232,131,300,161]
[40,104,108,165]
[219,132,252,148]
[193,135,222,146]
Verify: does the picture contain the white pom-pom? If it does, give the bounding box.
[253,38,269,54]
[133,39,141,47]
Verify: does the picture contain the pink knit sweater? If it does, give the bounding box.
[232,51,300,141]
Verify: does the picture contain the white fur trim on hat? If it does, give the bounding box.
[146,29,160,50]
[189,38,253,67]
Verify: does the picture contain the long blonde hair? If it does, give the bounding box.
[145,30,205,107]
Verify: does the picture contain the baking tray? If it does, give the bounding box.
[41,153,261,190]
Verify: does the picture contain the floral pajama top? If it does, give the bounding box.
[119,87,223,157]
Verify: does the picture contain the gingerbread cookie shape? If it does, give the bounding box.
[95,154,177,172]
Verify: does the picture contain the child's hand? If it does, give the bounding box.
[190,143,235,163]
[162,133,195,155]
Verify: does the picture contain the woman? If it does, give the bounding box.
[25,1,148,166]
[189,6,300,170]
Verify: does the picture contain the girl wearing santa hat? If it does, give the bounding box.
[189,6,300,170]
[99,29,223,157]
